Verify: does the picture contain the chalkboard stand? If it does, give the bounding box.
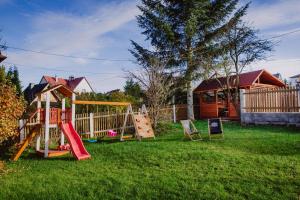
[208,118,224,140]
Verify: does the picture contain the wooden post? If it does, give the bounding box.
[240,89,246,114]
[19,119,25,141]
[60,98,65,145]
[44,91,50,158]
[71,93,76,126]
[120,104,132,141]
[215,90,218,117]
[36,95,41,151]
[172,95,176,123]
[90,113,94,138]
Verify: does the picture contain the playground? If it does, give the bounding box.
[1,121,300,200]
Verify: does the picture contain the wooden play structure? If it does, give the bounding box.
[12,85,155,161]
[72,101,155,141]
[180,120,202,141]
[12,84,91,161]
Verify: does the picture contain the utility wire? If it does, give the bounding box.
[3,61,124,75]
[0,45,133,62]
[2,28,300,62]
[268,28,300,39]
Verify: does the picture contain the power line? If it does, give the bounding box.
[2,27,299,62]
[268,28,300,39]
[3,61,125,75]
[1,45,133,62]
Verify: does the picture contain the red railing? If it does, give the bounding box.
[40,108,72,124]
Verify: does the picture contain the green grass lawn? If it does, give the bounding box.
[0,121,300,200]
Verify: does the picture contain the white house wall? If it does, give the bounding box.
[290,77,300,87]
[74,79,93,93]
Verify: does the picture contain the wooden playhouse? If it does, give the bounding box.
[193,69,286,119]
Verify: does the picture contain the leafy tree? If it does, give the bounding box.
[220,22,273,115]
[133,0,249,119]
[124,78,142,100]
[129,45,174,128]
[0,84,25,154]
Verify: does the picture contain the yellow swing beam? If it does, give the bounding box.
[73,100,130,106]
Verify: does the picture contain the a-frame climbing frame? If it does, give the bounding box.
[120,104,155,141]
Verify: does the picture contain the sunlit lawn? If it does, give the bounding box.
[0,121,300,200]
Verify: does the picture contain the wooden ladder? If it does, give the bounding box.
[11,124,42,161]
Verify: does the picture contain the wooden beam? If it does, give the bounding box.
[73,100,130,106]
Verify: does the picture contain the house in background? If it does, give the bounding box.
[289,74,300,87]
[40,75,94,94]
[24,75,94,104]
[273,73,283,81]
[193,69,286,119]
[23,83,59,104]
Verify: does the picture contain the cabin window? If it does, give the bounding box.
[202,92,216,103]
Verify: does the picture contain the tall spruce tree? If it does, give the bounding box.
[6,66,22,96]
[0,65,6,84]
[133,0,249,119]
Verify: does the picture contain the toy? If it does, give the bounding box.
[108,130,117,137]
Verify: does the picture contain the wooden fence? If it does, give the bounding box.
[243,87,300,112]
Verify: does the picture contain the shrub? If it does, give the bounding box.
[0,84,25,149]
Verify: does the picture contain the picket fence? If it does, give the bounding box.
[243,87,300,113]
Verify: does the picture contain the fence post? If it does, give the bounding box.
[60,98,65,145]
[19,119,25,142]
[172,95,176,123]
[90,113,94,138]
[298,87,300,112]
[240,89,246,114]
[173,104,176,123]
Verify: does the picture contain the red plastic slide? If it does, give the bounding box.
[60,122,91,160]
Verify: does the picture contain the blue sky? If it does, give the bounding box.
[0,0,299,92]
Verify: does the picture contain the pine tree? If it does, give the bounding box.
[5,66,22,96]
[11,66,22,96]
[124,78,142,99]
[0,65,6,84]
[133,0,249,119]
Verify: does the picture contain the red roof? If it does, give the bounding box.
[42,76,86,91]
[194,69,285,92]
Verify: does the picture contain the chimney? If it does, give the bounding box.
[29,83,35,89]
[69,75,74,81]
[54,75,59,82]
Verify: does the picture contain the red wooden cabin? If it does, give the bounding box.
[193,69,285,119]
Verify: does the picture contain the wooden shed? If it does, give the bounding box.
[193,69,286,119]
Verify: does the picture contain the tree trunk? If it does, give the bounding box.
[187,80,194,120]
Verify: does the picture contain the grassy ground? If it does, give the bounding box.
[0,121,300,200]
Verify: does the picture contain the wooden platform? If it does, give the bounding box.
[36,150,70,157]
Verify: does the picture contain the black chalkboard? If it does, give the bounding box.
[208,118,223,135]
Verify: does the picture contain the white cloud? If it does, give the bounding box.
[7,0,139,92]
[247,58,300,80]
[245,0,300,29]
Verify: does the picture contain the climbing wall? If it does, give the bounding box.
[133,114,155,139]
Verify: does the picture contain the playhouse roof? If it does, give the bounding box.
[194,69,285,92]
[38,84,75,98]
